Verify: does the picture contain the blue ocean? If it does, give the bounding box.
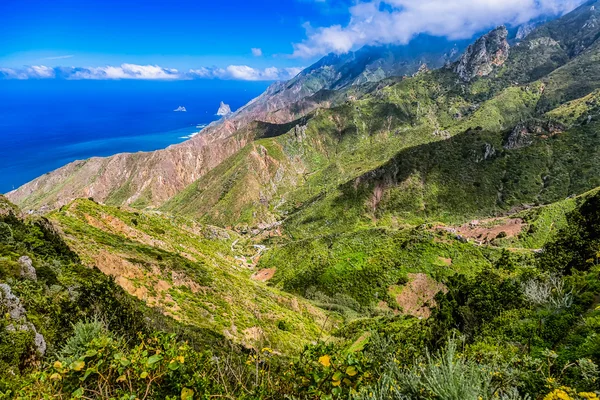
[0,79,270,194]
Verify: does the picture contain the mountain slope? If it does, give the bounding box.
[5,5,600,398]
[47,199,331,351]
[5,35,469,213]
[159,1,600,233]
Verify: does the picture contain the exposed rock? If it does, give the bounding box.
[34,330,47,355]
[173,106,187,112]
[217,101,232,117]
[504,120,564,150]
[505,124,535,150]
[0,283,26,320]
[412,63,429,77]
[18,256,37,280]
[527,37,560,50]
[583,14,598,30]
[0,283,46,354]
[479,143,497,162]
[294,124,307,142]
[516,22,536,41]
[433,129,451,139]
[6,323,47,355]
[454,26,509,82]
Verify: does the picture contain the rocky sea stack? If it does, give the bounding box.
[216,101,232,117]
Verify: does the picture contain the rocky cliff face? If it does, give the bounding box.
[454,26,510,81]
[503,119,564,150]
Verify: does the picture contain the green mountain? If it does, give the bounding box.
[3,2,600,398]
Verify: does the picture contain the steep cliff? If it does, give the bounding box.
[454,26,510,81]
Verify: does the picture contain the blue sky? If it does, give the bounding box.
[0,0,348,72]
[0,0,588,81]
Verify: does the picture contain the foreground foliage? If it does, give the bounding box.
[2,191,600,398]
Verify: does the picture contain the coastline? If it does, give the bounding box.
[0,122,212,194]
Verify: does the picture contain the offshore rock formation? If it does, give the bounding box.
[217,101,232,117]
[454,26,509,81]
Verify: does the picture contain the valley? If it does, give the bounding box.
[3,2,600,398]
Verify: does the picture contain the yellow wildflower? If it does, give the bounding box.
[318,355,331,367]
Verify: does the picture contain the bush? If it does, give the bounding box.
[60,318,105,360]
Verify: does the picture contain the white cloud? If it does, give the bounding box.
[0,66,55,79]
[187,67,214,78]
[292,0,587,57]
[188,65,302,81]
[69,64,181,80]
[251,48,263,57]
[28,65,56,78]
[0,63,304,81]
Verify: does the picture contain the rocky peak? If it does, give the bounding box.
[516,22,536,41]
[217,101,232,117]
[454,26,510,82]
[412,63,430,77]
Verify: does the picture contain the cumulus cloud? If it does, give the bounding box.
[69,64,181,80]
[251,48,263,57]
[0,65,55,79]
[0,63,303,81]
[292,0,587,57]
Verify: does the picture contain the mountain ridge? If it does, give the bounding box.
[5,35,473,212]
[4,3,600,398]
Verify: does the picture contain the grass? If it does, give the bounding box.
[49,199,334,353]
[259,227,497,310]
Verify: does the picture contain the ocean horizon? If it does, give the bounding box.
[0,79,270,194]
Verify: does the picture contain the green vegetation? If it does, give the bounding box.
[4,191,600,398]
[260,227,496,311]
[5,3,600,398]
[47,199,331,352]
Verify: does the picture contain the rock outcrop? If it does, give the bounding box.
[0,283,26,320]
[503,120,564,150]
[217,101,232,117]
[18,256,37,280]
[454,26,509,82]
[516,22,536,41]
[0,283,47,355]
